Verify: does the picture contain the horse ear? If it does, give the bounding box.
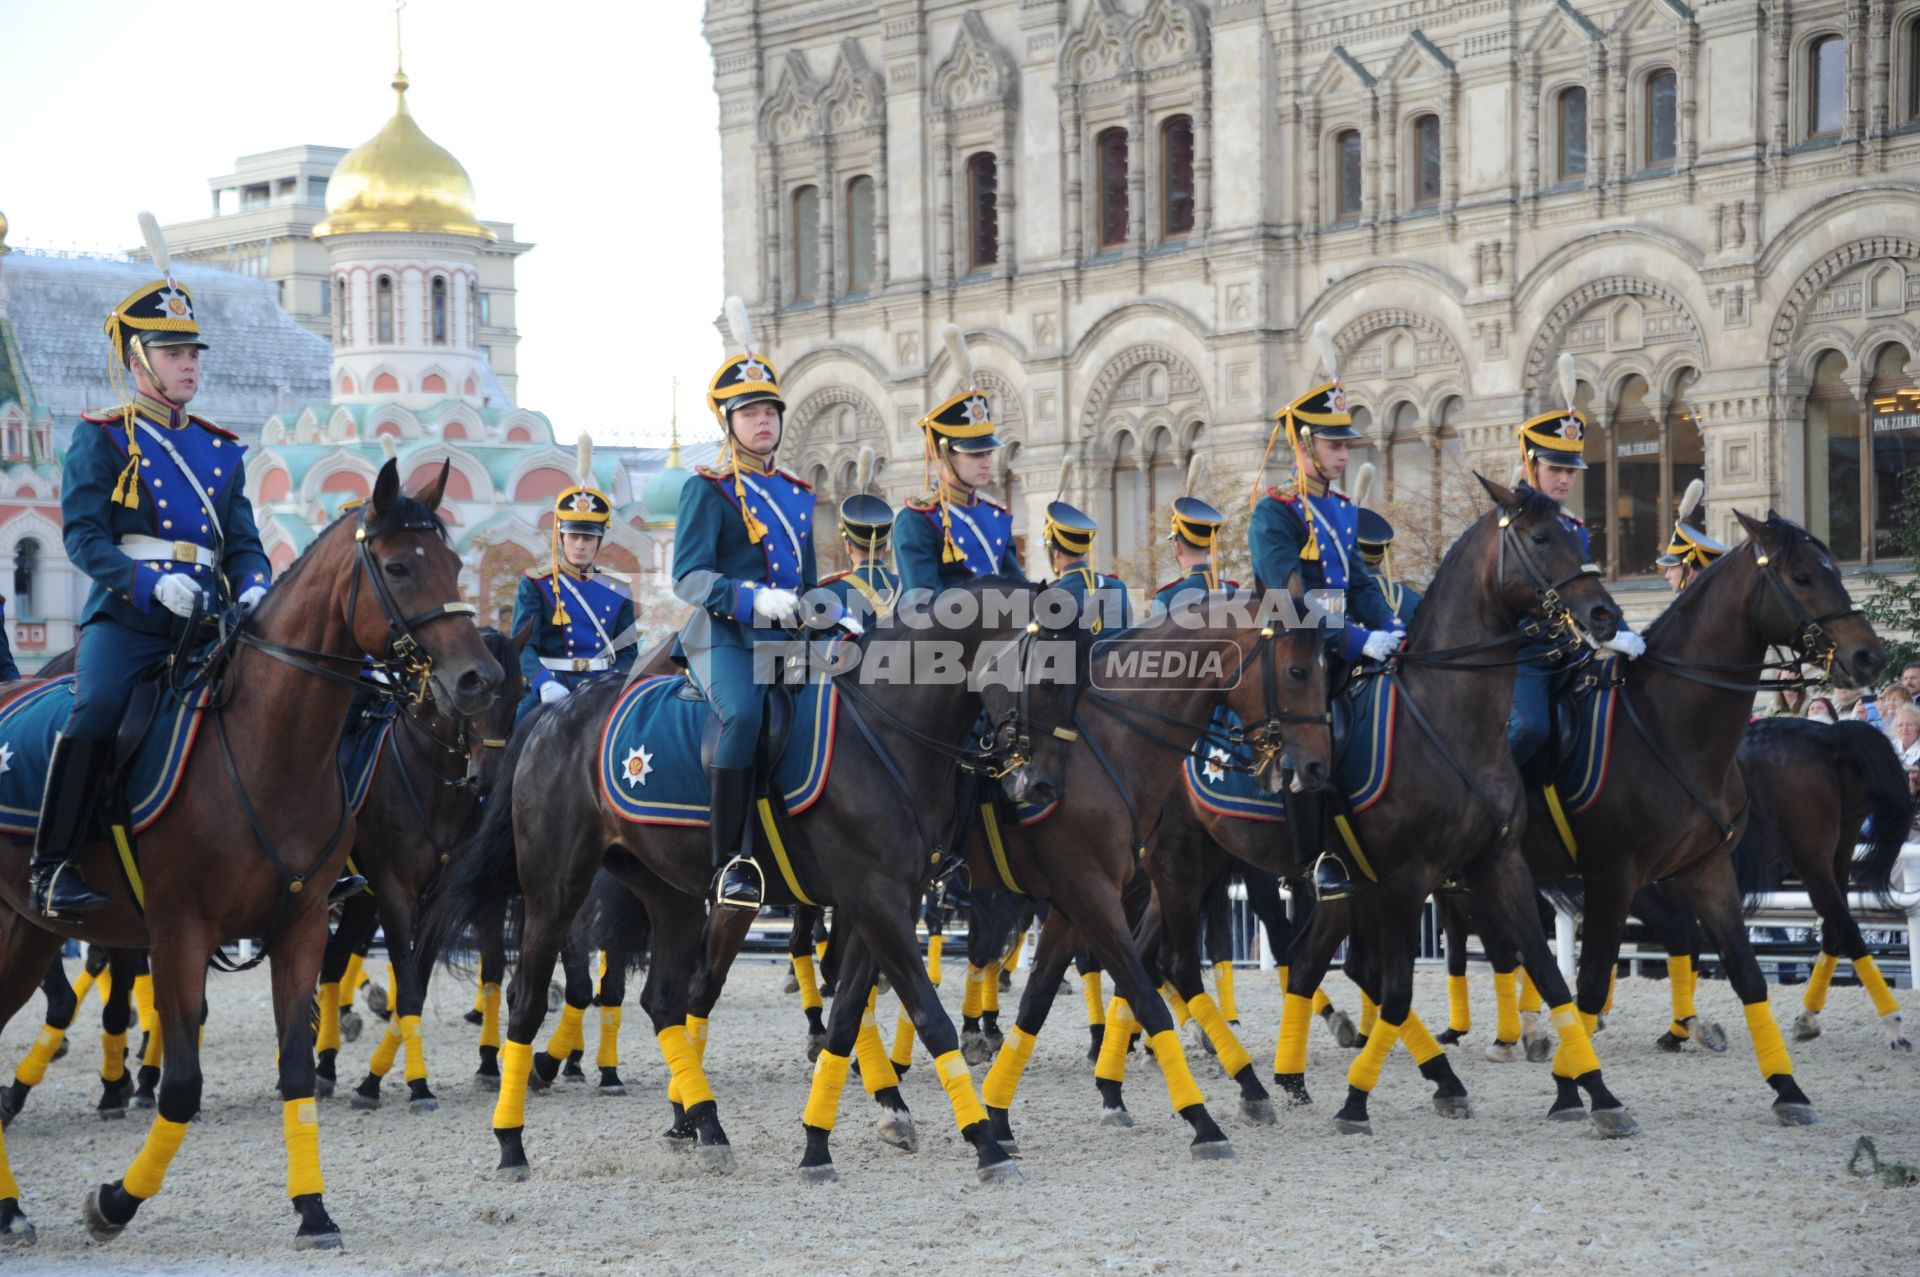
[372,458,400,515]
[1475,470,1520,510]
[1733,508,1769,545]
[511,618,535,655]
[413,458,452,511]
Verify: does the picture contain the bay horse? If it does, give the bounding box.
[421,576,1083,1185]
[1735,716,1912,1051]
[1519,511,1884,1124]
[0,459,500,1250]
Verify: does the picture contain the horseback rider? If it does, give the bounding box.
[673,298,853,912]
[1507,354,1646,770]
[1355,508,1421,628]
[1043,489,1131,635]
[1153,457,1236,614]
[1655,478,1724,593]
[819,447,899,625]
[512,435,636,719]
[1247,326,1402,901]
[35,219,275,918]
[893,327,1024,594]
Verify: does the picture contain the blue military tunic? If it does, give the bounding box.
[1152,565,1240,614]
[1508,482,1591,766]
[819,561,900,624]
[1248,480,1395,663]
[511,566,636,717]
[1049,560,1132,634]
[61,395,271,738]
[892,492,1024,594]
[671,462,824,769]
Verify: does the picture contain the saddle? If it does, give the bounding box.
[1518,671,1586,793]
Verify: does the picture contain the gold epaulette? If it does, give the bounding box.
[903,492,940,512]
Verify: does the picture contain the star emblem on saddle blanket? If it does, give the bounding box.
[0,742,11,776]
[1203,745,1231,784]
[622,745,654,789]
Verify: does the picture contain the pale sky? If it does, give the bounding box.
[1,0,725,449]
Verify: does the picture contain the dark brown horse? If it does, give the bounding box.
[1519,511,1884,1125]
[0,459,500,1250]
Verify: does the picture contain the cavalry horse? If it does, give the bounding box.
[1518,511,1884,1124]
[0,459,500,1250]
[422,576,1083,1185]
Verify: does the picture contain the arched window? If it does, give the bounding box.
[332,276,348,346]
[966,153,999,269]
[1411,114,1442,209]
[1110,434,1143,557]
[1556,87,1589,181]
[430,275,449,345]
[1387,402,1431,512]
[1333,129,1363,219]
[791,186,820,303]
[1644,69,1678,167]
[375,274,395,344]
[1096,127,1130,248]
[845,176,876,293]
[1909,18,1920,122]
[12,538,38,619]
[1810,35,1846,138]
[1870,343,1920,557]
[1161,115,1195,240]
[1806,350,1861,560]
[1613,376,1662,573]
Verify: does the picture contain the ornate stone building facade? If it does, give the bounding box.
[706,0,1920,588]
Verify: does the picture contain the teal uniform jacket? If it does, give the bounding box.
[510,566,636,717]
[1363,568,1423,629]
[1508,482,1592,764]
[1152,565,1240,614]
[892,491,1025,594]
[1049,560,1132,633]
[819,561,900,625]
[1248,481,1395,662]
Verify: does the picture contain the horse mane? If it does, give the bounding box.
[261,493,451,601]
[1403,486,1569,650]
[1641,510,1823,647]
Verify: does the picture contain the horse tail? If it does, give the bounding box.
[1832,720,1912,913]
[418,708,540,971]
[580,872,651,971]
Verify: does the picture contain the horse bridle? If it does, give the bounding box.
[978,620,1083,780]
[1752,540,1858,682]
[1494,508,1605,652]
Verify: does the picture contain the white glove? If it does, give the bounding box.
[1361,629,1402,662]
[152,572,202,619]
[539,681,570,704]
[238,585,267,615]
[836,611,865,638]
[1603,630,1647,660]
[752,587,803,627]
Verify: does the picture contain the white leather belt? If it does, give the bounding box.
[541,656,611,673]
[118,535,217,568]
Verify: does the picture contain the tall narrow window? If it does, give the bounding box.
[1097,128,1130,248]
[375,274,394,344]
[1161,115,1195,239]
[791,186,820,302]
[1412,114,1442,208]
[1806,350,1861,560]
[478,292,492,326]
[1644,69,1677,167]
[1870,342,1920,558]
[846,176,876,293]
[1333,129,1363,219]
[1810,35,1845,137]
[1556,87,1589,181]
[1909,20,1920,122]
[967,153,999,269]
[13,539,38,620]
[331,275,346,343]
[430,275,449,345]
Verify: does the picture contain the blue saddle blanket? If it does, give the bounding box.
[1181,673,1397,822]
[0,677,212,836]
[1552,658,1620,813]
[337,713,393,818]
[599,674,839,825]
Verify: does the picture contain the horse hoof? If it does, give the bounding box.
[314,1077,335,1099]
[783,971,801,994]
[875,1113,918,1153]
[1435,1028,1465,1045]
[1331,1116,1372,1136]
[1790,1012,1822,1042]
[1772,1102,1818,1127]
[1485,1041,1519,1063]
[805,1035,826,1063]
[495,1164,530,1183]
[1693,1019,1730,1053]
[339,1010,362,1043]
[960,1035,990,1067]
[367,985,390,1017]
[1655,1032,1686,1053]
[1239,1097,1278,1126]
[474,1074,500,1093]
[976,1158,1023,1185]
[698,1144,738,1175]
[797,1164,838,1185]
[463,1009,486,1026]
[1099,1107,1134,1129]
[1590,1107,1639,1139]
[1431,1095,1473,1120]
[349,1094,380,1112]
[0,1202,35,1246]
[599,1083,628,1097]
[408,1097,439,1115]
[131,1094,154,1110]
[1594,1013,1607,1033]
[1547,1104,1587,1123]
[1524,1035,1554,1064]
[1891,1037,1914,1055]
[83,1188,125,1243]
[1325,1010,1358,1049]
[1190,1138,1236,1161]
[51,1039,68,1063]
[996,1138,1021,1157]
[294,1229,344,1252]
[99,1106,127,1121]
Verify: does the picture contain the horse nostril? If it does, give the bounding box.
[1304,760,1330,786]
[1029,782,1057,807]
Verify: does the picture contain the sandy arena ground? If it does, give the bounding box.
[0,954,1915,1276]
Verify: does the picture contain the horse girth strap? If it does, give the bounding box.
[1384,668,1511,842]
[1612,678,1741,846]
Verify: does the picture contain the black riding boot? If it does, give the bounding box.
[1284,776,1353,902]
[706,766,762,910]
[29,734,113,918]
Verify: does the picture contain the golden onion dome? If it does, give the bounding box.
[314,71,494,241]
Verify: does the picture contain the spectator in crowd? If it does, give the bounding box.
[1902,660,1920,699]
[1894,705,1920,769]
[1879,682,1913,717]
[1770,685,1807,717]
[1835,686,1883,728]
[1806,696,1838,724]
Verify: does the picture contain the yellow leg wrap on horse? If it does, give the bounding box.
[1162,983,1192,1028]
[1603,968,1617,1016]
[981,1026,1037,1109]
[473,973,487,1014]
[1400,1011,1444,1066]
[72,967,96,1007]
[1311,985,1331,1015]
[546,1003,585,1062]
[961,965,986,1019]
[492,1040,534,1130]
[1094,998,1137,1083]
[792,954,823,1012]
[133,973,155,1035]
[1275,991,1313,1076]
[667,1074,681,1106]
[1187,991,1254,1077]
[384,963,398,1015]
[815,939,828,963]
[1081,972,1105,1025]
[0,1121,20,1202]
[281,1098,323,1199]
[856,1009,900,1096]
[17,1024,66,1087]
[1670,954,1699,1036]
[368,1020,402,1078]
[934,1049,987,1131]
[1578,1009,1599,1037]
[657,1025,715,1108]
[1493,970,1520,1041]
[1853,956,1901,1018]
[123,1115,190,1200]
[1148,1029,1206,1111]
[1005,929,1026,973]
[981,963,1001,1015]
[1446,973,1470,1033]
[687,1015,710,1065]
[1804,952,1837,1013]
[802,1050,852,1130]
[315,982,342,1054]
[479,982,502,1050]
[1278,965,1289,994]
[143,1022,163,1069]
[890,1006,917,1069]
[1519,969,1542,1014]
[1743,1001,1792,1079]
[1548,1003,1602,1078]
[1358,991,1379,1038]
[341,953,366,1005]
[101,1031,128,1083]
[1213,962,1240,1021]
[399,1015,428,1083]
[1345,1018,1402,1093]
[596,1008,622,1070]
[927,934,944,986]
